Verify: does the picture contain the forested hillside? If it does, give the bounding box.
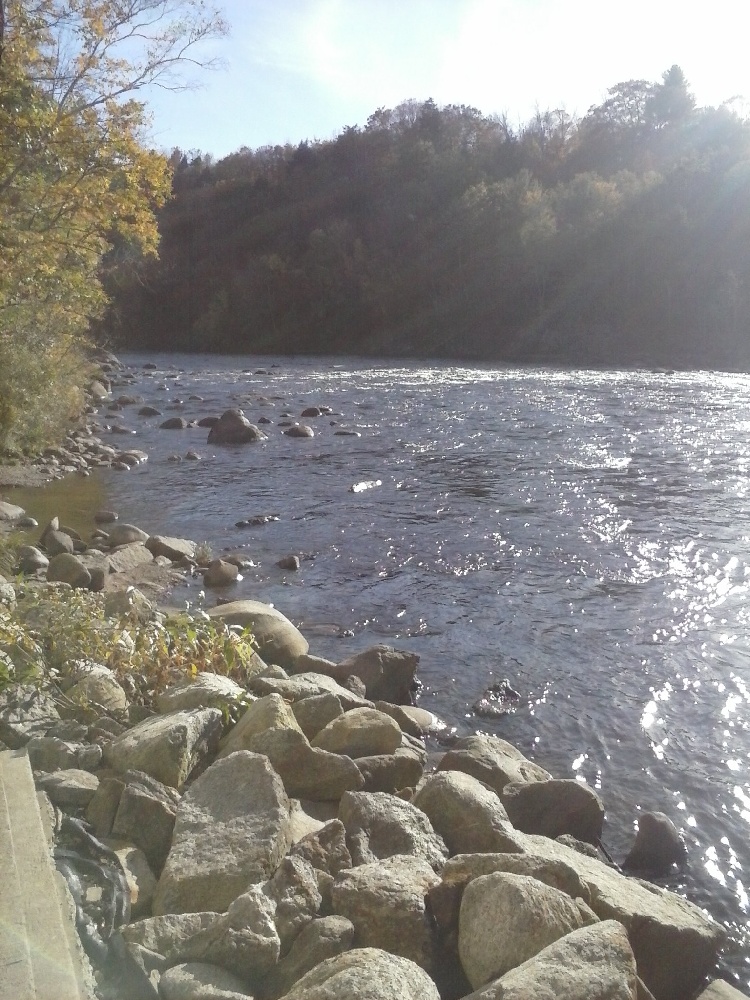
[106,67,750,368]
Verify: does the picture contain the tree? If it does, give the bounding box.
[0,0,227,448]
[648,65,695,129]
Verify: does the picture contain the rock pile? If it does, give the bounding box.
[0,585,736,1000]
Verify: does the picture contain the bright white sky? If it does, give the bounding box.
[145,0,750,159]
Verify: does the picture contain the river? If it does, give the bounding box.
[10,353,750,985]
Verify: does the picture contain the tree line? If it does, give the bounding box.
[105,66,750,369]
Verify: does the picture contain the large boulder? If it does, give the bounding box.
[311,707,402,758]
[458,871,597,988]
[290,820,352,877]
[428,852,592,951]
[249,672,371,712]
[355,747,425,794]
[414,771,524,855]
[331,855,440,972]
[437,734,551,795]
[159,963,250,1000]
[292,693,344,740]
[338,790,448,870]
[145,535,197,561]
[0,685,60,747]
[154,752,293,914]
[260,915,355,1000]
[36,769,100,808]
[120,912,220,960]
[206,600,308,670]
[156,674,250,714]
[0,500,26,522]
[623,811,686,873]
[333,645,420,704]
[106,542,155,574]
[178,856,321,985]
[63,664,129,717]
[46,552,91,589]
[512,831,725,1000]
[102,709,223,789]
[462,920,637,1000]
[207,409,267,444]
[107,523,150,546]
[218,694,363,801]
[501,778,604,843]
[178,884,281,982]
[279,947,441,1000]
[111,771,181,876]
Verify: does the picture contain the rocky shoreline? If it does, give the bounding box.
[0,358,745,1000]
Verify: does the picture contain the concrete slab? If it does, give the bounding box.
[0,749,94,1000]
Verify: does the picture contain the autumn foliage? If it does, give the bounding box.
[0,0,226,450]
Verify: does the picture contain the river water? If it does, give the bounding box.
[11,353,750,984]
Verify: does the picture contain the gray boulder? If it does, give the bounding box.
[111,771,181,875]
[501,778,605,843]
[63,664,129,717]
[218,694,363,801]
[178,857,321,984]
[159,962,251,1000]
[279,947,441,1000]
[145,536,197,561]
[437,734,551,795]
[107,542,155,574]
[333,645,419,704]
[107,523,150,546]
[462,920,637,1000]
[44,529,75,556]
[355,747,425,794]
[428,853,592,950]
[156,674,250,714]
[46,552,91,589]
[458,871,597,988]
[331,854,440,972]
[414,770,524,855]
[0,500,25,521]
[0,685,60,747]
[311,707,402,758]
[16,545,49,574]
[338,790,448,870]
[86,775,126,838]
[203,559,240,588]
[207,409,267,444]
[26,736,101,773]
[178,885,281,982]
[260,915,355,1000]
[249,672,371,712]
[36,768,99,808]
[103,708,223,789]
[154,751,293,914]
[120,912,220,960]
[291,693,344,740]
[623,811,686,873]
[512,831,725,1000]
[206,600,308,670]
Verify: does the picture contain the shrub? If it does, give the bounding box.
[2,587,257,707]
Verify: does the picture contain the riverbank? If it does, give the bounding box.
[4,363,750,996]
[0,567,735,1000]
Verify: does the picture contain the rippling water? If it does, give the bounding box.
[15,354,750,984]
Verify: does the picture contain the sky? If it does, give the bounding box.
[144,0,750,160]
